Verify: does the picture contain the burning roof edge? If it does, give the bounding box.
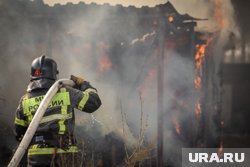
[51,1,171,9]
[49,1,206,21]
[2,0,207,21]
[49,1,178,14]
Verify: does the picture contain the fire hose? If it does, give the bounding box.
[8,79,75,167]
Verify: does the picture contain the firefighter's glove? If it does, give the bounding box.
[71,75,85,85]
[70,75,94,91]
[70,75,86,88]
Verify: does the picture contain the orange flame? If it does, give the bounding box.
[213,0,224,29]
[97,41,112,72]
[194,43,208,117]
[194,76,202,90]
[168,16,174,23]
[99,54,112,72]
[139,69,156,98]
[218,141,224,158]
[195,99,202,118]
[195,44,206,71]
[173,117,181,135]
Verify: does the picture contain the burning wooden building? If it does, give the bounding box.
[0,0,235,166]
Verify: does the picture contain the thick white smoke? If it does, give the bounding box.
[0,0,240,165]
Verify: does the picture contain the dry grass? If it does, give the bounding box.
[120,93,155,167]
[53,93,155,167]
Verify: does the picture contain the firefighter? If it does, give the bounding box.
[14,55,101,167]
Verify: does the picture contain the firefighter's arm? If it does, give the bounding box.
[70,75,102,113]
[14,98,28,141]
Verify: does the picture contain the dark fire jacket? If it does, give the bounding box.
[14,78,101,166]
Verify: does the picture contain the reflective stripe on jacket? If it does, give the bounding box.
[14,80,101,165]
[28,145,79,156]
